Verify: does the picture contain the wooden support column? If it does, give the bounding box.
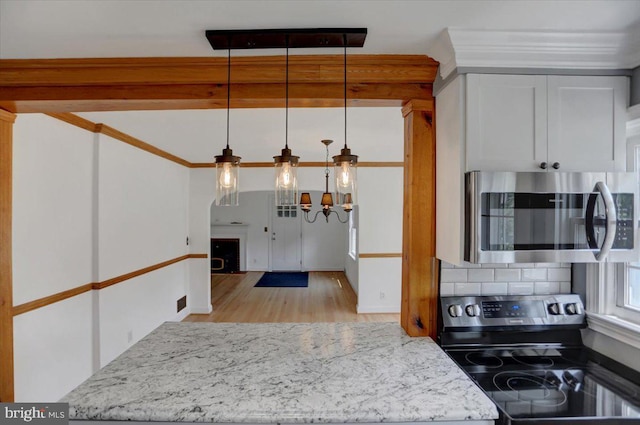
[0,109,15,401]
[401,100,439,338]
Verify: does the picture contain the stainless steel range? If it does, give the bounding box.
[439,294,640,424]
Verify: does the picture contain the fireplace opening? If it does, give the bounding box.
[210,238,240,273]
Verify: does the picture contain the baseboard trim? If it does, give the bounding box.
[356,305,400,314]
[189,305,213,315]
[172,308,191,322]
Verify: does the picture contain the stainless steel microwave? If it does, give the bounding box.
[465,171,640,263]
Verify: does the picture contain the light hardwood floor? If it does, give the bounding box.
[183,271,399,323]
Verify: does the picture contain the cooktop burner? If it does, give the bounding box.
[440,295,640,424]
[448,347,640,423]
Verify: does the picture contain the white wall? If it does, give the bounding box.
[354,168,404,313]
[188,168,215,314]
[12,114,95,401]
[301,190,347,271]
[97,133,190,366]
[13,115,94,305]
[211,190,346,272]
[98,134,189,280]
[12,114,190,401]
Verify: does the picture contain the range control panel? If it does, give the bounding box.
[441,294,586,329]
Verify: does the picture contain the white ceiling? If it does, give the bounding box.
[5,0,640,163]
[1,0,639,59]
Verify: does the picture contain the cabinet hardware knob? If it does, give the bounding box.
[552,162,560,169]
[539,162,548,169]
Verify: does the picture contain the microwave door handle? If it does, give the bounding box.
[593,181,617,261]
[585,193,598,249]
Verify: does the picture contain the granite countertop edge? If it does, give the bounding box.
[63,322,499,423]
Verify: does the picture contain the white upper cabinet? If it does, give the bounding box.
[466,74,628,172]
[547,76,627,172]
[467,74,548,171]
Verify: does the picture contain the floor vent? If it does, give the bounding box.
[177,295,187,313]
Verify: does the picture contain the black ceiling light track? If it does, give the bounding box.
[205,28,367,50]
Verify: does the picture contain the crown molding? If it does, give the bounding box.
[431,28,640,80]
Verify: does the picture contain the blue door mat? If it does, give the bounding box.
[254,272,309,287]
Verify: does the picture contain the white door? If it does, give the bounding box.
[270,197,302,271]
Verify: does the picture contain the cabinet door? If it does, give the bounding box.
[466,74,547,171]
[547,76,628,172]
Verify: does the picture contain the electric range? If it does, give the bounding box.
[439,294,640,424]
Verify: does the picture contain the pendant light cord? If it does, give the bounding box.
[343,35,347,150]
[285,44,289,150]
[226,47,231,150]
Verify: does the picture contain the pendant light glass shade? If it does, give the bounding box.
[215,47,241,206]
[274,148,299,206]
[333,148,357,210]
[215,148,241,206]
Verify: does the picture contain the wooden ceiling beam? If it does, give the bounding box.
[0,83,432,113]
[0,55,437,112]
[0,55,437,86]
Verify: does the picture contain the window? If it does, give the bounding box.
[585,116,640,348]
[276,205,297,218]
[612,145,640,323]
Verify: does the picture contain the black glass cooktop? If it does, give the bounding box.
[446,347,640,424]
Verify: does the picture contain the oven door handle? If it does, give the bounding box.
[591,181,617,261]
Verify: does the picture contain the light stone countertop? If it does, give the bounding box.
[62,322,498,423]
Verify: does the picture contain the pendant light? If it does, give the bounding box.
[332,36,358,212]
[274,43,299,206]
[215,47,241,206]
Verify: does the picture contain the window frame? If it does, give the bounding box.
[586,110,640,348]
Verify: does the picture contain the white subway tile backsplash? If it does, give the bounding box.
[548,268,571,281]
[494,268,521,282]
[454,282,482,296]
[468,268,494,282]
[522,268,547,281]
[440,282,455,296]
[508,282,535,295]
[440,268,468,283]
[481,263,508,268]
[482,282,508,295]
[439,261,570,297]
[534,282,560,295]
[535,263,559,268]
[508,263,536,269]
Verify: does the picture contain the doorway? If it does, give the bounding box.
[270,195,302,271]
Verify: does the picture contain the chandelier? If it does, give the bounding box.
[300,140,351,223]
